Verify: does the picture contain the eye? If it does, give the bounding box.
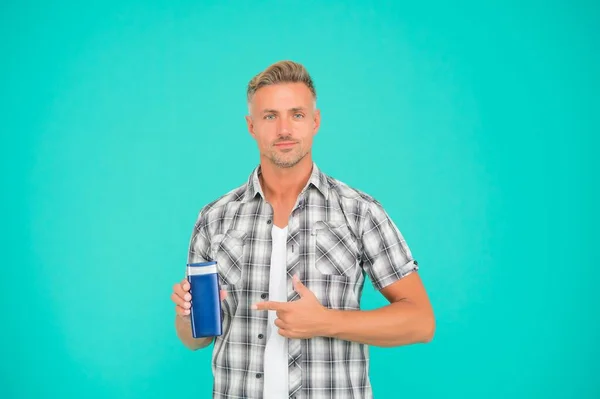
[293,113,305,119]
[264,114,275,120]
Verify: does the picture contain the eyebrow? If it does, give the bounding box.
[261,107,307,114]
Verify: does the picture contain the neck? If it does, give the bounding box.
[259,155,313,204]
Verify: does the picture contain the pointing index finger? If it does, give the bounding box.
[252,301,288,311]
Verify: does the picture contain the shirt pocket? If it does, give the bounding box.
[311,221,360,310]
[313,221,360,278]
[210,229,247,287]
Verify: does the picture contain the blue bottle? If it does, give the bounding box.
[187,261,223,338]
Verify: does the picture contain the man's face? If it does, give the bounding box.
[246,82,320,169]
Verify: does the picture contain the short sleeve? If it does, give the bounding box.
[187,210,211,264]
[360,201,418,291]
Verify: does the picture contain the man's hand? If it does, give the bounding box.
[171,278,228,317]
[172,277,228,350]
[252,275,330,339]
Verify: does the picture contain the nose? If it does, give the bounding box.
[276,116,292,136]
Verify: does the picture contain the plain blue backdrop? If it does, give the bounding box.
[1,1,598,398]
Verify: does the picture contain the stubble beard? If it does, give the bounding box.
[267,143,309,169]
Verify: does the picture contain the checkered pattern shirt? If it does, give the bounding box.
[187,163,418,399]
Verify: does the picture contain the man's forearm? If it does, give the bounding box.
[322,300,435,347]
[175,315,214,350]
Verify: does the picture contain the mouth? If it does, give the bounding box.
[274,141,297,149]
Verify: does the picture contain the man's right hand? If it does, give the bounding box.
[171,278,228,317]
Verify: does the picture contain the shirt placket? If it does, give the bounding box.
[253,199,275,397]
[286,195,306,399]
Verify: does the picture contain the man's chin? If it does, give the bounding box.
[265,149,309,169]
[271,156,303,169]
[274,160,298,169]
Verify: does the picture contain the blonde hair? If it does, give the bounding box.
[246,60,317,104]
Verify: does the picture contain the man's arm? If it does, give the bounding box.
[322,272,435,346]
[172,212,217,350]
[323,199,434,346]
[254,273,434,347]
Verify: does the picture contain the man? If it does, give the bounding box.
[171,60,435,399]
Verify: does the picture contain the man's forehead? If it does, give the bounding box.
[253,83,312,99]
[248,83,316,113]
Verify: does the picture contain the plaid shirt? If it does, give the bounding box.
[187,163,418,399]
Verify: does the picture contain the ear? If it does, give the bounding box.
[245,115,256,139]
[312,108,321,136]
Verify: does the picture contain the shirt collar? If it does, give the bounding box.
[242,162,329,203]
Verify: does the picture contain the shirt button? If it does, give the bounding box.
[261,293,267,299]
[258,334,264,339]
[256,373,262,378]
[267,219,272,225]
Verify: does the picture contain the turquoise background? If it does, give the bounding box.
[1,1,598,398]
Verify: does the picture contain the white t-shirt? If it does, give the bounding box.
[263,225,289,398]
